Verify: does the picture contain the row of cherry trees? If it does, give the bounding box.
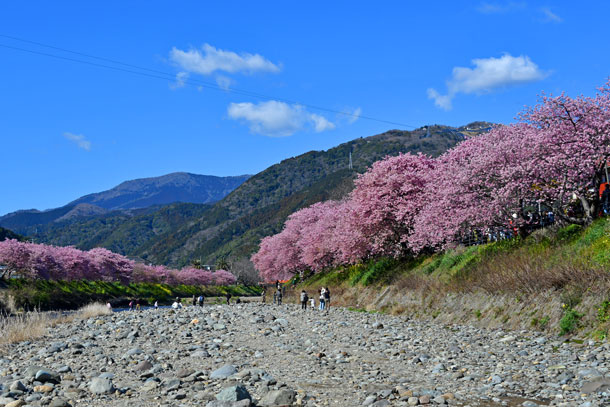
[252,81,610,281]
[0,239,236,285]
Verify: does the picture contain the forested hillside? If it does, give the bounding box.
[11,123,492,267]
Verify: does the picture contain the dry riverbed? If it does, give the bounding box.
[0,303,608,407]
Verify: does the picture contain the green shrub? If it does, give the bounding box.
[560,308,583,335]
[556,224,583,243]
[597,300,610,323]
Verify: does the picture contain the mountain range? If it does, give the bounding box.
[0,173,250,232]
[1,122,493,268]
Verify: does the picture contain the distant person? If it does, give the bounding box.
[128,300,134,311]
[273,290,277,305]
[198,295,204,306]
[261,287,267,303]
[192,295,197,306]
[324,287,331,312]
[135,298,141,311]
[154,300,158,310]
[300,290,308,311]
[309,297,315,310]
[277,289,283,305]
[171,301,180,309]
[236,297,241,304]
[106,302,112,311]
[319,288,326,311]
[226,292,232,305]
[602,187,610,215]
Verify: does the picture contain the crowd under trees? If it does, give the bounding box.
[252,81,610,281]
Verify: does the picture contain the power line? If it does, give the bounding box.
[0,34,418,129]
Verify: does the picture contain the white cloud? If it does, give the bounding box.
[169,44,280,76]
[170,71,189,89]
[427,54,548,110]
[227,101,335,137]
[310,114,336,132]
[215,75,233,90]
[540,7,562,23]
[347,107,362,124]
[476,2,526,14]
[63,132,91,151]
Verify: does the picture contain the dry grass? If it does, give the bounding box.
[0,312,49,346]
[460,250,610,295]
[0,302,112,347]
[77,302,112,319]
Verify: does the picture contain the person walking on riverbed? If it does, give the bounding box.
[324,287,331,312]
[300,290,309,311]
[319,288,326,311]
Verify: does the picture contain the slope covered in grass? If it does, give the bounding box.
[298,219,610,337]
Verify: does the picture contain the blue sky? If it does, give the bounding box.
[1,1,609,216]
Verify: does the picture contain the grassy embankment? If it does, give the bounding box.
[0,279,261,312]
[297,218,610,339]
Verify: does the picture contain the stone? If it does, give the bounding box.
[9,380,27,392]
[35,369,60,383]
[259,389,296,406]
[49,399,71,407]
[140,380,159,392]
[134,360,153,371]
[432,395,446,404]
[210,365,238,379]
[5,400,25,407]
[33,385,54,393]
[216,385,251,402]
[88,377,115,394]
[580,378,610,393]
[363,395,377,405]
[24,365,46,378]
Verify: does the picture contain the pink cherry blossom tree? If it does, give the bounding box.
[349,153,435,257]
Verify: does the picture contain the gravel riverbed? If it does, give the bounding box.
[0,303,608,407]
